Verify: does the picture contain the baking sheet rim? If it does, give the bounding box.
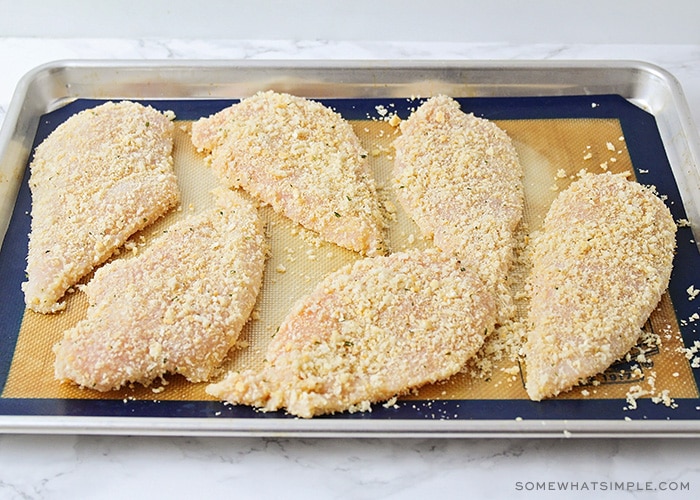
[4,414,700,438]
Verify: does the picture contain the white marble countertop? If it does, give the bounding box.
[1,38,700,499]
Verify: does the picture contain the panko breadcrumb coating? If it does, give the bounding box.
[53,188,266,392]
[524,172,676,401]
[206,249,496,418]
[392,95,524,286]
[23,101,180,313]
[191,90,386,256]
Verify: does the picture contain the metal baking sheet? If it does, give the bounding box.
[1,60,700,438]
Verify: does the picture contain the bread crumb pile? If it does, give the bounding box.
[23,101,180,313]
[191,90,386,257]
[54,188,267,391]
[462,221,530,384]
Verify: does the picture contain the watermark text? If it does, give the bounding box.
[514,480,689,493]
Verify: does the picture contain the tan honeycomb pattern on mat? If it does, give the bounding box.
[3,116,697,404]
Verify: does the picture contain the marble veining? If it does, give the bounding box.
[1,39,700,133]
[1,38,700,499]
[1,435,700,498]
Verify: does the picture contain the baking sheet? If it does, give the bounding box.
[1,61,700,437]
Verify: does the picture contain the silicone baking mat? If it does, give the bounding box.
[1,94,699,424]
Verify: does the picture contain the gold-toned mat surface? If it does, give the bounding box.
[3,115,697,408]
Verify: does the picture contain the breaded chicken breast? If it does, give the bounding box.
[392,95,524,285]
[23,101,180,313]
[206,249,496,418]
[54,188,266,391]
[191,90,386,256]
[524,172,676,401]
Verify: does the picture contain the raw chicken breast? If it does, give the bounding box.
[524,172,676,400]
[23,101,180,313]
[207,249,496,417]
[54,188,266,391]
[191,90,386,256]
[392,95,524,285]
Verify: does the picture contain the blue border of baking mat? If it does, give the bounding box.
[1,94,699,422]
